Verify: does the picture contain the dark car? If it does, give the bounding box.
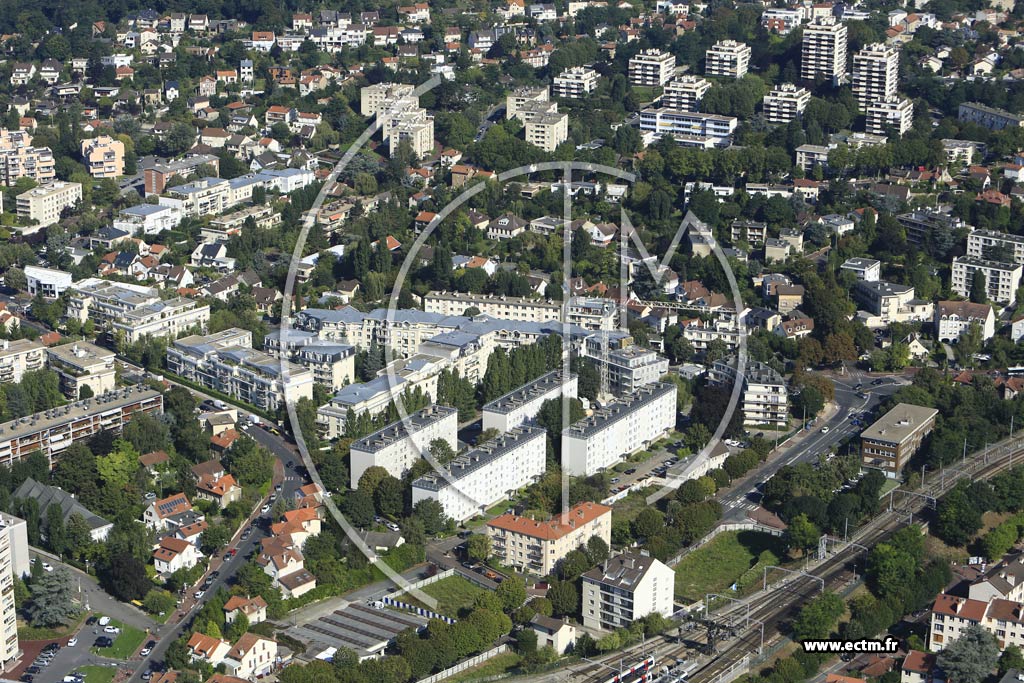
[624,468,637,475]
[19,674,32,682]
[95,637,112,648]
[145,640,157,650]
[42,643,59,652]
[25,667,40,675]
[86,616,98,626]
[287,461,294,469]
[871,378,885,385]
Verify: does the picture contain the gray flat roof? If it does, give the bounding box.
[350,405,457,454]
[861,403,939,445]
[292,602,428,656]
[482,370,575,415]
[412,424,546,491]
[0,386,162,441]
[564,382,675,439]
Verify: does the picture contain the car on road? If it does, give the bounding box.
[140,646,153,656]
[871,378,885,385]
[461,561,473,569]
[610,477,620,484]
[86,616,97,626]
[241,527,252,540]
[624,468,637,475]
[287,461,294,468]
[275,484,282,492]
[820,426,830,433]
[385,522,400,532]
[67,638,77,647]
[20,675,33,682]
[261,503,272,514]
[43,644,59,652]
[195,590,205,599]
[268,427,281,436]
[142,670,153,680]
[41,563,53,572]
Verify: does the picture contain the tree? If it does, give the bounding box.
[26,567,77,627]
[143,589,177,616]
[223,436,274,487]
[96,439,139,489]
[373,476,404,517]
[937,625,1000,683]
[99,552,151,602]
[791,591,844,641]
[412,499,448,535]
[784,513,820,556]
[586,536,609,565]
[358,466,390,496]
[1000,645,1024,675]
[547,580,578,617]
[342,490,375,528]
[496,575,527,612]
[429,438,456,465]
[970,269,988,303]
[467,534,491,562]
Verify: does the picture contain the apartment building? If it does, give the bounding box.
[866,97,914,136]
[412,424,547,522]
[861,403,939,478]
[0,386,162,466]
[114,203,182,236]
[167,328,314,412]
[349,405,458,488]
[67,279,210,344]
[553,67,599,98]
[927,592,1024,653]
[0,340,45,385]
[897,210,968,246]
[16,182,82,228]
[662,76,710,112]
[958,102,1024,131]
[629,49,676,86]
[276,339,355,391]
[24,265,72,299]
[705,40,750,79]
[934,301,996,343]
[0,129,55,186]
[506,87,551,119]
[482,370,578,433]
[761,8,802,33]
[486,501,612,574]
[360,82,417,117]
[853,280,934,325]
[563,382,677,476]
[581,552,674,631]
[796,144,831,172]
[0,515,19,672]
[46,342,116,399]
[801,17,847,83]
[80,135,125,178]
[967,229,1024,264]
[143,154,219,196]
[423,292,620,329]
[708,356,788,426]
[840,257,881,282]
[762,84,811,124]
[639,108,737,147]
[951,256,1024,304]
[525,111,569,152]
[385,107,435,159]
[584,342,669,395]
[731,220,768,246]
[852,43,899,109]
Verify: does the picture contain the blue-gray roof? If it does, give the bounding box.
[333,376,405,405]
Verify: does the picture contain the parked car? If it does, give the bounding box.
[194,590,205,600]
[103,626,120,634]
[94,637,113,648]
[140,647,153,657]
[98,616,111,626]
[67,638,77,647]
[41,563,53,572]
[260,503,272,514]
[624,468,637,475]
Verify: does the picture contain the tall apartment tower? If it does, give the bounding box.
[0,516,20,672]
[801,17,848,84]
[662,75,710,111]
[852,43,899,109]
[705,40,751,79]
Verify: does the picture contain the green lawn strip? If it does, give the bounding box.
[78,665,116,683]
[444,652,523,683]
[400,575,487,618]
[673,530,785,602]
[90,620,147,659]
[17,611,86,641]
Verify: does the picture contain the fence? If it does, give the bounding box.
[384,568,456,600]
[415,644,511,683]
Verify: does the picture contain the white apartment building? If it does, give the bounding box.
[853,43,900,109]
[113,203,182,236]
[581,552,675,631]
[584,341,669,395]
[801,17,848,83]
[796,144,831,172]
[762,84,811,124]
[629,50,676,86]
[866,97,914,136]
[934,301,996,343]
[411,424,547,522]
[349,405,458,489]
[360,83,416,117]
[423,292,619,330]
[639,108,737,147]
[482,370,578,433]
[385,107,435,159]
[24,265,72,298]
[705,40,750,79]
[708,356,788,426]
[553,67,600,98]
[0,129,55,186]
[16,182,82,228]
[0,386,162,466]
[506,87,551,119]
[928,593,1024,653]
[761,8,802,33]
[840,257,882,282]
[167,328,314,412]
[853,280,934,326]
[563,382,677,476]
[663,76,710,112]
[0,340,45,385]
[952,257,1023,304]
[0,515,18,672]
[486,501,612,575]
[525,111,569,152]
[67,279,210,344]
[264,334,355,391]
[46,342,116,398]
[966,229,1024,264]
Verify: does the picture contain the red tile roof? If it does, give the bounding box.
[487,502,611,541]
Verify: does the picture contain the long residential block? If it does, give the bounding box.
[349,405,458,489]
[487,501,612,574]
[563,382,677,476]
[412,424,547,522]
[482,370,578,433]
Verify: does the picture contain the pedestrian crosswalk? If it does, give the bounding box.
[730,500,759,511]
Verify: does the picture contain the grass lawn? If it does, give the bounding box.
[91,620,147,660]
[18,610,87,641]
[404,576,487,618]
[674,530,785,602]
[445,652,523,683]
[78,666,116,683]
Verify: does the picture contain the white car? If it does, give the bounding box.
[140,647,152,656]
[98,616,111,626]
[820,426,830,433]
[42,562,53,572]
[260,504,272,514]
[67,638,77,647]
[103,626,120,634]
